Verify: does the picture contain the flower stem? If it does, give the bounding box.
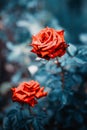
[29,107,34,130]
[29,106,33,114]
[56,57,64,90]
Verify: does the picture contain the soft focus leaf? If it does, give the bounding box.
[67,43,77,56]
[75,46,87,63]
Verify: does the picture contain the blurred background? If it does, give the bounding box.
[0,0,87,129]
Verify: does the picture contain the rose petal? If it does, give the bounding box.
[11,80,47,107]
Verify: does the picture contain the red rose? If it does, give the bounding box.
[11,80,47,107]
[31,27,68,60]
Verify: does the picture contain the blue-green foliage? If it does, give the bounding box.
[3,108,32,130]
[2,43,87,130]
[1,0,87,129]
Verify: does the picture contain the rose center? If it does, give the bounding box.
[40,33,49,43]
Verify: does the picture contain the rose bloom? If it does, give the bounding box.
[31,27,68,60]
[11,80,47,107]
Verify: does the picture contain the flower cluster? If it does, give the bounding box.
[11,27,68,107]
[11,80,47,107]
[31,27,68,60]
